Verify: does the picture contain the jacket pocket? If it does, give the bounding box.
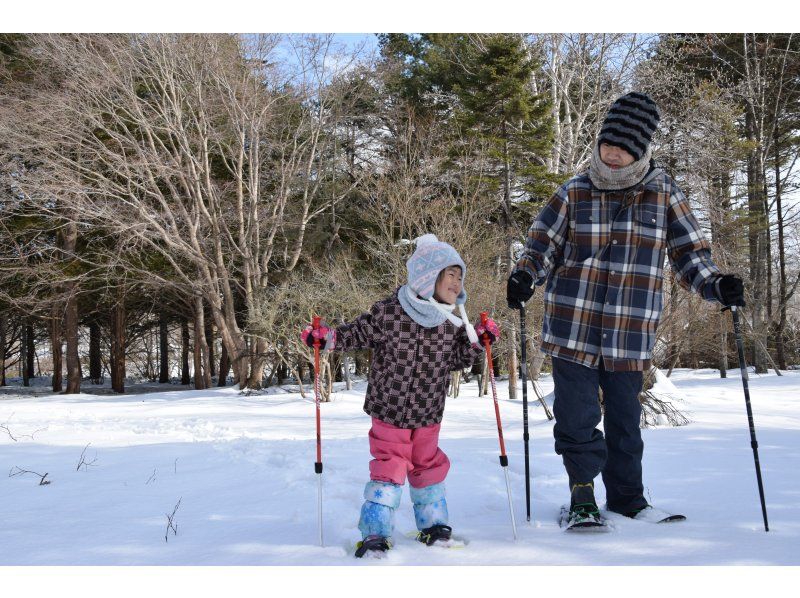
[635,201,666,248]
[568,200,603,262]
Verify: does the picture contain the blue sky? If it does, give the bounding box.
[333,34,379,52]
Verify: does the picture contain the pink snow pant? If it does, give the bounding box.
[368,417,450,488]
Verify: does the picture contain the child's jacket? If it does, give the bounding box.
[335,290,483,428]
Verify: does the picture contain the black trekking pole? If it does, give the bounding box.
[519,304,532,522]
[728,305,769,532]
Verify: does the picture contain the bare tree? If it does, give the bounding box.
[534,33,655,174]
[1,34,367,389]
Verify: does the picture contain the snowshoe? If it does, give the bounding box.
[405,527,467,549]
[559,504,611,532]
[620,505,686,524]
[354,535,392,558]
[415,524,465,548]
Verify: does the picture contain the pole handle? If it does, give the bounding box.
[479,311,491,347]
[312,316,322,349]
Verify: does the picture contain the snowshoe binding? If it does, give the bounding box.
[416,524,461,547]
[560,503,610,532]
[560,482,610,532]
[354,535,392,558]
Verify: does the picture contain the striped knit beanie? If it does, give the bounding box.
[598,92,660,161]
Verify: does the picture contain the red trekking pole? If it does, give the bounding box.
[481,312,518,539]
[311,315,324,546]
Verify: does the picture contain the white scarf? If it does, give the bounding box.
[398,286,479,344]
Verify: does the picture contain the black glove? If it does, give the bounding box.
[716,274,745,307]
[507,270,534,310]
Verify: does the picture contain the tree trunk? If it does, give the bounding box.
[264,360,276,388]
[64,290,81,394]
[343,353,352,390]
[62,217,82,394]
[774,127,788,371]
[244,337,267,389]
[26,321,35,379]
[193,296,210,390]
[146,327,156,381]
[507,324,519,400]
[481,353,490,396]
[506,240,519,400]
[473,358,484,397]
[708,171,732,379]
[354,354,364,376]
[181,318,191,385]
[159,311,170,383]
[0,312,6,386]
[50,305,63,392]
[205,318,216,378]
[762,174,773,324]
[530,345,547,380]
[200,314,212,390]
[89,320,102,384]
[719,317,728,379]
[109,300,126,393]
[666,272,680,373]
[218,342,230,387]
[745,110,769,373]
[192,322,204,390]
[330,354,342,383]
[21,320,29,387]
[50,303,64,392]
[450,371,461,398]
[324,359,333,401]
[206,301,249,390]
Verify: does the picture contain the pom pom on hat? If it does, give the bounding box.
[415,233,439,246]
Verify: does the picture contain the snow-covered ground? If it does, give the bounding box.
[0,368,798,566]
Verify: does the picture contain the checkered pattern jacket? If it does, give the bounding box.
[334,291,483,428]
[515,168,722,372]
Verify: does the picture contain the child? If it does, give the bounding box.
[302,234,499,557]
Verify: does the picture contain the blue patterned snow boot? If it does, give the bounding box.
[410,482,448,531]
[357,481,403,540]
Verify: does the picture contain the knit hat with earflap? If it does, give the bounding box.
[597,92,660,161]
[397,234,478,343]
[405,233,467,304]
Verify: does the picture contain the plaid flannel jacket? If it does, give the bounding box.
[334,291,483,428]
[515,168,722,372]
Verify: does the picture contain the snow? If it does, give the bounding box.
[0,368,798,568]
[651,366,683,396]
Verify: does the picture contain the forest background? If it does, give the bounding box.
[1,31,798,397]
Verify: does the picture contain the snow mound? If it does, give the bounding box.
[649,367,685,401]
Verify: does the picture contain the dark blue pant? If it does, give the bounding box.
[551,356,647,513]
